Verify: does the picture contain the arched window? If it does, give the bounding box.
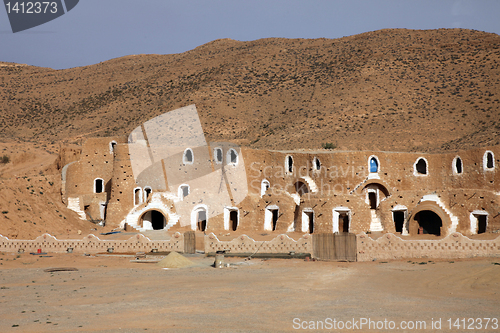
[285,155,293,174]
[313,157,321,171]
[227,148,238,165]
[94,178,104,193]
[109,141,117,154]
[369,156,379,173]
[414,158,428,175]
[453,156,463,175]
[261,179,270,197]
[213,147,223,164]
[144,187,152,201]
[134,187,143,206]
[483,151,495,171]
[178,184,190,200]
[183,148,194,165]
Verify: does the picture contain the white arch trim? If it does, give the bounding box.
[109,140,118,154]
[301,208,314,233]
[368,155,380,172]
[470,210,488,234]
[227,148,239,166]
[223,206,239,231]
[213,147,223,164]
[452,156,463,175]
[143,186,152,202]
[413,157,429,176]
[191,204,209,231]
[391,205,409,235]
[133,186,143,206]
[483,150,495,171]
[261,179,270,197]
[183,148,194,165]
[178,184,190,201]
[332,206,350,233]
[94,178,104,194]
[264,204,279,231]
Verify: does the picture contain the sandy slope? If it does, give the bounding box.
[0,141,97,239]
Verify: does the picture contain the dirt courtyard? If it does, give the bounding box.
[0,253,499,332]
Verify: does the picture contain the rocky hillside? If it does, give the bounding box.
[1,28,500,153]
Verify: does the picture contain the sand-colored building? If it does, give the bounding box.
[61,106,500,239]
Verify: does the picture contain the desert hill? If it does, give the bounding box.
[1,28,499,152]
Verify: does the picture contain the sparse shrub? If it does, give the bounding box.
[1,155,9,164]
[322,143,337,150]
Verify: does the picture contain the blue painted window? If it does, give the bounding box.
[369,158,378,173]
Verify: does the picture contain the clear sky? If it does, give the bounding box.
[1,0,499,69]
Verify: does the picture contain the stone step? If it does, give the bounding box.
[369,210,384,232]
[67,197,86,220]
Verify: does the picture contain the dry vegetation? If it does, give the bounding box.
[0,28,499,152]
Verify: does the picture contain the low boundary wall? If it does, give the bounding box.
[0,233,184,254]
[2,232,500,261]
[357,232,500,262]
[204,233,313,254]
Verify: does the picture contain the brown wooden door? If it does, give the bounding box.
[313,233,357,261]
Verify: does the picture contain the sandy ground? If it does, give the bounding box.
[0,253,499,332]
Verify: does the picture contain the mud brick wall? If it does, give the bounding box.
[0,233,184,254]
[357,233,500,262]
[204,233,313,254]
[245,147,500,235]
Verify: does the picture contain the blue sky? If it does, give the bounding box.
[1,0,500,69]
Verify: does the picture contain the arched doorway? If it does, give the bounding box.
[140,210,166,230]
[391,205,408,234]
[294,181,309,196]
[412,210,442,236]
[197,210,207,231]
[361,182,390,232]
[302,209,314,233]
[224,207,239,231]
[192,205,208,231]
[264,205,279,231]
[332,207,350,233]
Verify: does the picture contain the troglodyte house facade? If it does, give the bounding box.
[61,105,499,238]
